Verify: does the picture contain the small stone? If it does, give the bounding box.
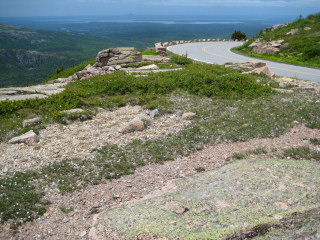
[62,217,69,223]
[8,130,39,144]
[137,64,159,70]
[108,66,115,72]
[149,109,159,119]
[182,112,196,120]
[22,117,41,128]
[115,65,122,70]
[79,231,87,237]
[121,118,146,133]
[62,108,84,114]
[166,203,189,214]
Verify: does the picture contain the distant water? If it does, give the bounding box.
[0,15,295,27]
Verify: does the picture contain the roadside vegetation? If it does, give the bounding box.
[0,52,319,230]
[234,13,320,68]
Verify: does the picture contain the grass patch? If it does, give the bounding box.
[0,171,49,229]
[283,146,320,160]
[232,148,268,160]
[140,48,157,55]
[170,54,193,65]
[310,138,320,145]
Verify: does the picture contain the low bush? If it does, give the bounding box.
[170,54,193,65]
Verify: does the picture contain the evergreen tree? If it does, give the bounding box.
[231,30,247,41]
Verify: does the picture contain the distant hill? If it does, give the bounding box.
[0,24,120,87]
[235,13,320,68]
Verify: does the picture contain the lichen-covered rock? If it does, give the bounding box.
[286,29,299,35]
[94,47,142,67]
[76,65,106,80]
[137,64,159,70]
[92,159,320,239]
[182,112,196,120]
[22,117,41,128]
[8,130,39,144]
[246,66,276,78]
[249,39,286,54]
[62,108,84,115]
[121,118,146,133]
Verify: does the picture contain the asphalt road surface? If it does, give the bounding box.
[168,42,320,82]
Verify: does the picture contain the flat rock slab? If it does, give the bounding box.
[92,159,320,239]
[0,82,68,101]
[0,94,48,101]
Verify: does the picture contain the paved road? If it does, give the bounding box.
[168,42,320,82]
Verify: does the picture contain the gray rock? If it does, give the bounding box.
[166,202,189,214]
[0,90,17,95]
[93,159,320,239]
[304,27,312,31]
[286,29,299,35]
[8,130,39,144]
[271,24,283,31]
[94,47,142,67]
[62,108,84,115]
[0,94,48,102]
[137,64,159,70]
[245,66,276,78]
[182,112,196,120]
[249,39,285,54]
[115,65,122,70]
[149,109,159,119]
[121,118,146,133]
[22,117,41,128]
[76,65,106,80]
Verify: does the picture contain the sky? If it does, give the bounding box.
[0,0,319,17]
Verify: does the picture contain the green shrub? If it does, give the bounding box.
[170,54,193,65]
[231,30,247,41]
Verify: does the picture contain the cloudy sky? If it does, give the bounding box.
[0,0,318,17]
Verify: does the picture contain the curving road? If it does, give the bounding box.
[168,42,320,82]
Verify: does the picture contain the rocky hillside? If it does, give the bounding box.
[0,46,319,239]
[0,24,115,87]
[235,13,320,68]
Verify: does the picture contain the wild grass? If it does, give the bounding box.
[283,146,320,160]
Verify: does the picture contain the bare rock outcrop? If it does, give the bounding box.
[249,39,286,54]
[225,62,275,78]
[76,65,107,80]
[246,66,276,78]
[286,29,299,35]
[8,130,39,144]
[22,117,41,128]
[94,47,142,68]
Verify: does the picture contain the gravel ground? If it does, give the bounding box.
[0,124,319,240]
[0,105,191,176]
